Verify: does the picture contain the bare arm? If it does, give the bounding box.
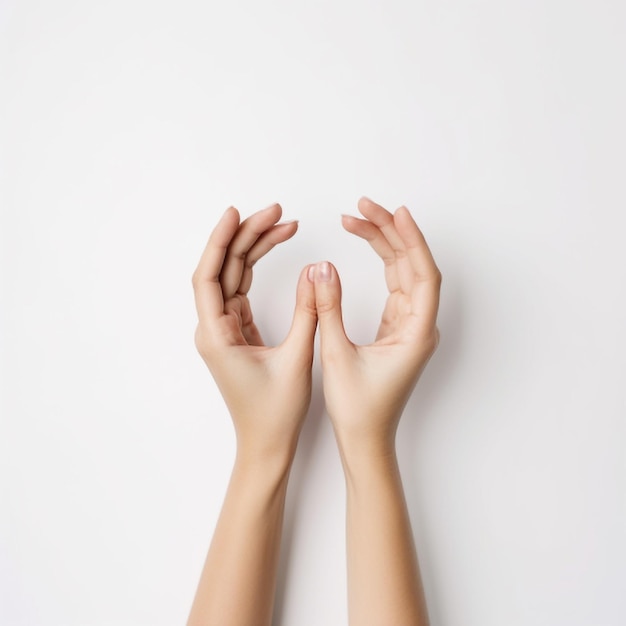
[187,204,317,626]
[341,444,429,625]
[311,196,441,625]
[187,452,294,626]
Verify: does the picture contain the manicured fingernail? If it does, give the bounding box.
[318,261,331,282]
[307,265,316,282]
[277,219,298,226]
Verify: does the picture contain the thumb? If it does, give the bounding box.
[312,261,352,358]
[283,264,318,355]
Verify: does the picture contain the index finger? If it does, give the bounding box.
[393,207,442,332]
[191,206,240,322]
[393,206,441,281]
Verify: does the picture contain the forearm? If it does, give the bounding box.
[340,440,429,626]
[187,448,294,626]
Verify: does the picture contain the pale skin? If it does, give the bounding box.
[187,196,441,626]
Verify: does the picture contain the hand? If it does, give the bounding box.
[191,203,318,463]
[311,197,442,459]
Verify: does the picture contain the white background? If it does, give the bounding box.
[1,1,625,625]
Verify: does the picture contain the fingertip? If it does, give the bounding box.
[394,204,413,220]
[211,205,241,244]
[297,264,318,304]
[393,205,409,225]
[221,205,240,225]
[394,204,424,243]
[225,204,239,215]
[341,214,356,234]
[264,201,283,219]
[306,261,341,287]
[318,260,332,282]
[294,263,313,287]
[357,196,372,215]
[295,264,317,302]
[262,201,282,211]
[344,213,376,238]
[252,202,283,226]
[312,260,340,284]
[275,219,299,241]
[357,196,394,226]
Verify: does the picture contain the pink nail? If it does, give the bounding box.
[318,261,331,282]
[307,265,316,282]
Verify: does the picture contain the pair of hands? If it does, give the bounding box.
[191,196,442,465]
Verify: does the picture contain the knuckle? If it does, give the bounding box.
[232,246,247,261]
[315,298,337,316]
[299,298,318,318]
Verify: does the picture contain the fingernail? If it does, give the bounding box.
[278,219,298,226]
[307,264,316,282]
[262,202,280,212]
[318,261,331,282]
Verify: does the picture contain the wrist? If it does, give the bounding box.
[224,449,295,517]
[234,436,299,476]
[232,409,305,469]
[339,445,400,493]
[335,432,398,476]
